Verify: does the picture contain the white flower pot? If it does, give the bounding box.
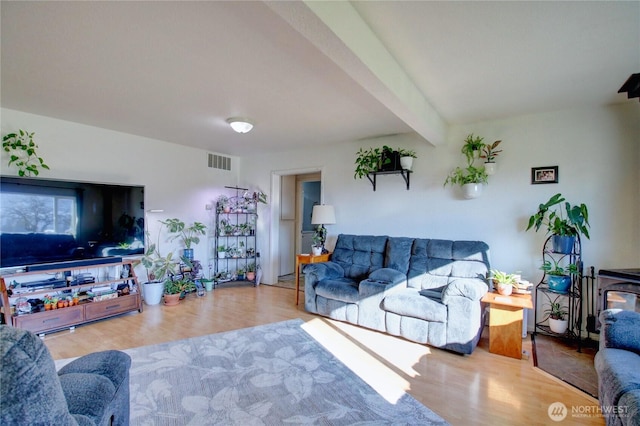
[462,183,483,199]
[549,318,568,334]
[495,283,513,296]
[400,156,414,170]
[312,246,323,256]
[484,162,497,175]
[143,281,164,305]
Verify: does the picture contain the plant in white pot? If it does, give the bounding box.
[544,295,569,334]
[490,269,518,296]
[138,223,179,306]
[397,148,417,171]
[311,230,324,256]
[479,140,502,175]
[526,193,590,254]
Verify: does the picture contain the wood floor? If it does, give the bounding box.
[43,284,604,426]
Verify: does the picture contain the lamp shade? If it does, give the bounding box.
[311,205,336,225]
[227,118,254,134]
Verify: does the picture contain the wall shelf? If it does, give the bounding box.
[366,170,412,191]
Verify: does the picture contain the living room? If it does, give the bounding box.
[1,2,639,425]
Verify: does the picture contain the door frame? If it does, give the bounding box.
[267,167,325,285]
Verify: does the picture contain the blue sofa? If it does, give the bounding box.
[304,234,490,354]
[594,309,640,426]
[1,325,131,425]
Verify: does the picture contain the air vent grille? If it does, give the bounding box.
[208,154,231,171]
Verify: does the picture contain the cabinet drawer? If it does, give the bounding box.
[14,306,84,334]
[84,294,139,321]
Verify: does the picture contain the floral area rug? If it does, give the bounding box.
[125,319,448,425]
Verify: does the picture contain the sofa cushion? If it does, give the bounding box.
[315,278,360,303]
[600,309,640,354]
[595,348,640,408]
[382,289,447,323]
[385,237,414,274]
[331,234,387,280]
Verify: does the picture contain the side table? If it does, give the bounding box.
[295,253,330,305]
[481,291,533,359]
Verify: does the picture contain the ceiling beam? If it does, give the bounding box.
[265,1,446,146]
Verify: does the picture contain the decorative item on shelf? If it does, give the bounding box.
[354,146,386,179]
[490,269,518,296]
[2,129,50,176]
[217,245,227,259]
[540,259,578,293]
[311,204,336,255]
[526,193,590,254]
[237,267,246,281]
[443,133,491,199]
[544,295,569,334]
[161,218,207,261]
[246,262,256,282]
[479,140,502,175]
[397,148,417,171]
[216,195,231,213]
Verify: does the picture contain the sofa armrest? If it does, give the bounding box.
[303,261,345,284]
[599,309,640,353]
[441,278,489,304]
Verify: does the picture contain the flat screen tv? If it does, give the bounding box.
[0,176,145,270]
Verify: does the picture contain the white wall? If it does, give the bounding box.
[3,103,639,311]
[1,108,241,281]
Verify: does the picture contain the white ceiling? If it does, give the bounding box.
[2,1,638,156]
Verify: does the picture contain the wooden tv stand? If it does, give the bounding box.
[0,260,143,335]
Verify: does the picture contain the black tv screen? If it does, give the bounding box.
[0,176,145,269]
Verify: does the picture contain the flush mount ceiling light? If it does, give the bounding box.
[226,118,254,134]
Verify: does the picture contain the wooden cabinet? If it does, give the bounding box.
[0,260,143,335]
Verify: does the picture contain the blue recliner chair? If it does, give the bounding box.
[1,325,131,425]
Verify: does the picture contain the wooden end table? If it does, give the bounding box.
[481,291,533,359]
[295,253,330,305]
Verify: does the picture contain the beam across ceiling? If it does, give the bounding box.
[266,1,446,146]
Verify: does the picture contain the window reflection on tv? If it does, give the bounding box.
[0,176,145,269]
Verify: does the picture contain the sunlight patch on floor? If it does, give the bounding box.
[301,318,425,404]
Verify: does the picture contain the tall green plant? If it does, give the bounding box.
[161,218,207,249]
[526,193,590,238]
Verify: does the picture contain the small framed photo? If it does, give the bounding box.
[531,166,558,184]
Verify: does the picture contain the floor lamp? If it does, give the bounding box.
[311,205,336,254]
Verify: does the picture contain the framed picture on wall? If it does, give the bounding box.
[531,166,558,184]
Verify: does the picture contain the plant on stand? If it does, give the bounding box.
[398,148,417,171]
[526,193,590,254]
[540,258,579,294]
[544,295,569,334]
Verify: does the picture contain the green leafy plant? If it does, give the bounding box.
[246,262,256,272]
[139,220,179,282]
[540,259,578,276]
[480,140,502,163]
[544,295,568,320]
[354,146,394,179]
[526,193,590,238]
[2,130,50,176]
[164,278,193,295]
[161,218,207,249]
[397,148,417,158]
[461,133,485,164]
[443,165,488,187]
[490,269,518,288]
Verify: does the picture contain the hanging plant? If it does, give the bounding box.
[2,130,50,176]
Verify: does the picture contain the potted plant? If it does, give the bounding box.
[444,134,492,199]
[246,262,256,281]
[398,148,417,171]
[479,140,502,175]
[311,227,325,255]
[526,193,590,254]
[2,130,50,176]
[139,221,179,306]
[217,245,227,259]
[163,278,191,306]
[237,267,246,281]
[161,218,207,260]
[490,269,518,296]
[443,165,489,199]
[540,259,579,293]
[216,195,231,213]
[544,295,569,334]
